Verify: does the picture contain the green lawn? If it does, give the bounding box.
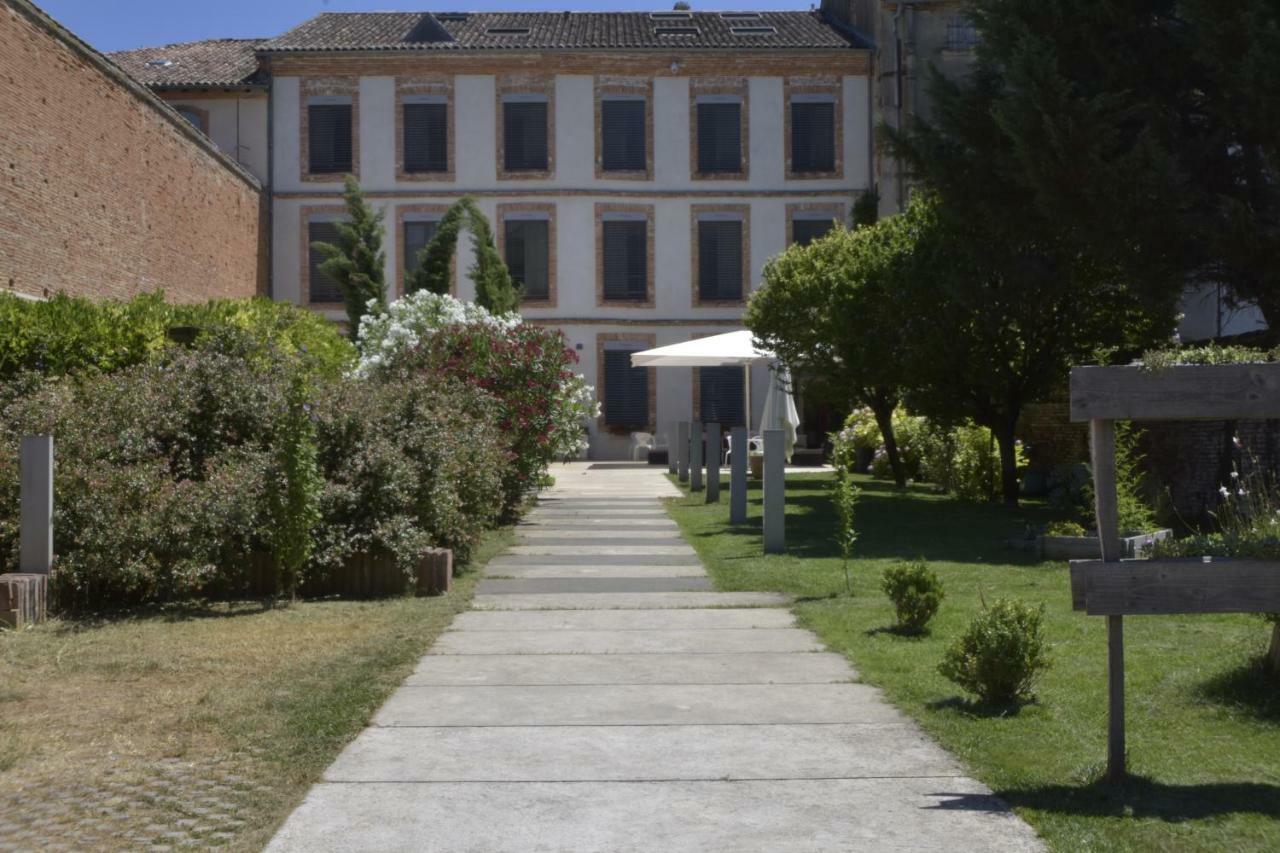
[0,526,512,851]
[666,473,1280,852]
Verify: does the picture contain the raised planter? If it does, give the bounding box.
[244,548,453,599]
[0,573,47,628]
[1040,529,1171,561]
[749,453,764,480]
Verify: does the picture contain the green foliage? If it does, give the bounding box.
[830,408,929,482]
[880,558,945,634]
[939,599,1050,705]
[406,197,519,314]
[311,175,387,340]
[266,371,323,600]
[1113,423,1157,535]
[1142,343,1280,370]
[173,298,356,379]
[919,423,1026,504]
[833,472,860,595]
[1044,520,1088,537]
[850,189,879,228]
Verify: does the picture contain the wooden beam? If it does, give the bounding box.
[1090,419,1126,782]
[1070,363,1280,422]
[1074,558,1280,616]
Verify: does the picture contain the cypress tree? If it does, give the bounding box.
[311,175,387,340]
[406,197,519,315]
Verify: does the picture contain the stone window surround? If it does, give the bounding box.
[786,202,848,246]
[595,203,656,309]
[395,203,453,298]
[784,76,843,181]
[594,76,654,181]
[300,204,349,309]
[689,78,749,181]
[496,75,555,181]
[496,202,557,308]
[597,331,657,434]
[300,78,360,184]
[690,204,751,308]
[395,77,455,183]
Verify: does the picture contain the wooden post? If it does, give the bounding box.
[20,435,53,575]
[729,427,748,524]
[677,421,690,483]
[667,422,678,476]
[705,423,721,503]
[690,422,704,492]
[1091,418,1125,781]
[763,429,785,554]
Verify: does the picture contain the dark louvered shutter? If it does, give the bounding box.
[697,102,742,174]
[602,220,647,301]
[504,101,548,171]
[601,100,646,172]
[404,220,438,273]
[504,219,550,300]
[698,220,743,302]
[793,217,835,247]
[308,103,353,174]
[699,366,746,428]
[307,221,344,304]
[604,348,649,428]
[403,103,448,173]
[791,101,835,173]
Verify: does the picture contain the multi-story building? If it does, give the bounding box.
[115,10,874,459]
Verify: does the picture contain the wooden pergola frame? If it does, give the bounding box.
[1069,362,1280,781]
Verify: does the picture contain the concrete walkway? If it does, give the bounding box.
[269,462,1041,852]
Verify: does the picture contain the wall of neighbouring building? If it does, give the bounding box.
[158,93,270,183]
[0,0,266,303]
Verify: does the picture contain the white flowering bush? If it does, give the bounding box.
[354,291,520,378]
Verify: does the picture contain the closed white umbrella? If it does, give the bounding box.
[760,365,800,462]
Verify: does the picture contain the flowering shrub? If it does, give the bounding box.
[356,292,598,513]
[830,408,928,480]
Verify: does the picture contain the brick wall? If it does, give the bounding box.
[0,0,266,303]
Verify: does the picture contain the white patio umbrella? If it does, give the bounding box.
[630,331,774,430]
[761,365,801,462]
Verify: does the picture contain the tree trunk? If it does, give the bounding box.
[871,403,907,488]
[1268,622,1280,675]
[993,423,1021,507]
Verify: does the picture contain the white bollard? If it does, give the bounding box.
[705,423,721,503]
[677,421,690,483]
[730,426,748,524]
[763,429,785,554]
[690,421,704,492]
[19,435,53,574]
[667,422,678,476]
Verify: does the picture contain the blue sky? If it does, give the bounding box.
[42,0,814,53]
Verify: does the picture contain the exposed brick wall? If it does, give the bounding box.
[0,0,265,303]
[1019,398,1089,471]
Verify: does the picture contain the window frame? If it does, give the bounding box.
[301,82,359,182]
[396,204,451,297]
[496,203,556,306]
[595,78,653,180]
[596,204,655,307]
[496,78,555,180]
[396,80,454,182]
[300,206,350,308]
[691,205,751,307]
[784,78,842,180]
[694,363,748,428]
[690,80,749,180]
[597,333,656,433]
[786,203,847,248]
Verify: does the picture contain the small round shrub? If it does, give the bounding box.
[938,599,1050,705]
[880,558,945,633]
[1045,520,1089,537]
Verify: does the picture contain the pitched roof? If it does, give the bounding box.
[109,38,265,88]
[259,11,866,53]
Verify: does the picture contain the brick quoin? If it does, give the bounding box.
[0,0,266,303]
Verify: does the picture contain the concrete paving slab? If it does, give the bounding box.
[483,563,708,579]
[516,530,686,541]
[470,591,790,609]
[268,778,1043,853]
[512,537,693,548]
[452,608,795,631]
[429,627,823,655]
[478,577,716,594]
[526,508,669,517]
[518,518,680,528]
[325,723,961,782]
[507,544,697,556]
[487,553,701,566]
[408,652,854,685]
[373,683,904,727]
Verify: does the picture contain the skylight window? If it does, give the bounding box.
[730,26,776,36]
[650,12,692,20]
[486,27,531,36]
[146,59,174,67]
[656,26,700,36]
[720,12,762,20]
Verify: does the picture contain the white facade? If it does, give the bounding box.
[164,94,269,183]
[271,66,872,458]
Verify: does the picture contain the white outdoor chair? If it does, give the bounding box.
[629,431,655,461]
[722,431,763,465]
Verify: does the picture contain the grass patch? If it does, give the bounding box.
[0,525,512,850]
[666,473,1280,852]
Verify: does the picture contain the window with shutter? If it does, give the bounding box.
[603,347,649,428]
[696,101,742,174]
[308,103,353,174]
[403,102,447,173]
[503,101,548,172]
[403,220,439,274]
[504,218,550,300]
[793,217,835,247]
[699,366,746,428]
[601,99,646,172]
[697,219,744,302]
[602,220,648,302]
[791,100,836,173]
[307,221,345,304]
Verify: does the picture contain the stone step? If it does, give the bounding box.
[428,628,823,656]
[325,723,957,783]
[373,683,902,727]
[470,591,789,610]
[407,652,853,686]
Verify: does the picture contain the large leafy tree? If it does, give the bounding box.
[746,219,911,486]
[406,197,519,315]
[311,175,387,340]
